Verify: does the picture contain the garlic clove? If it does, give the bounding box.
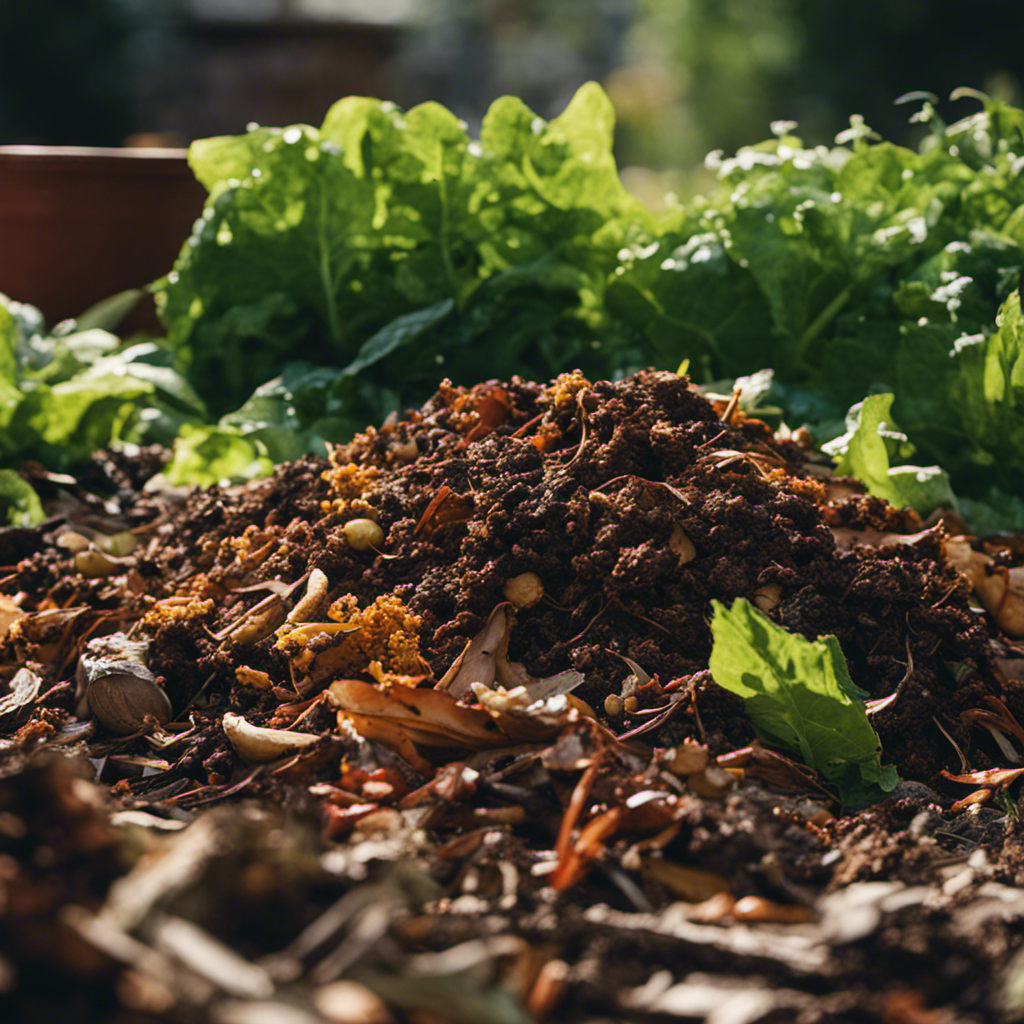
[222,712,320,763]
[87,668,172,735]
[669,524,697,563]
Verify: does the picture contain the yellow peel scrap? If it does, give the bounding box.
[276,621,361,647]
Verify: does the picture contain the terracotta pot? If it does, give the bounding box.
[0,146,206,327]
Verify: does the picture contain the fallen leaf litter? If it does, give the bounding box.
[3,370,1024,1022]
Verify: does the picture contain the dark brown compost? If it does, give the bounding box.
[3,370,1024,1024]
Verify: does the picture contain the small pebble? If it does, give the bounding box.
[314,981,394,1024]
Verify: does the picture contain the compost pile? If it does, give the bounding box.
[4,369,1024,1024]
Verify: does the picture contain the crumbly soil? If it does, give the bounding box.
[2,370,1024,1023]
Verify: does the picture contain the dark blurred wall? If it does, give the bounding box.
[2,0,1023,165]
[0,0,403,148]
[0,0,137,145]
[794,0,1024,145]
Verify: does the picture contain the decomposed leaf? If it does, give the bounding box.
[327,679,505,750]
[708,598,898,806]
[436,603,584,701]
[435,604,507,697]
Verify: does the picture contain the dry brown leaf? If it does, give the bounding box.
[435,604,507,697]
[940,766,1024,789]
[946,538,1024,636]
[437,603,584,701]
[327,679,505,750]
[471,685,586,743]
[0,667,41,727]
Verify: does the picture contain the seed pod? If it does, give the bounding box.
[222,712,320,763]
[686,764,735,799]
[604,693,624,717]
[390,437,419,463]
[752,583,782,613]
[99,531,139,557]
[667,740,709,775]
[343,518,384,551]
[503,571,544,609]
[669,524,696,563]
[75,547,119,577]
[74,546,134,578]
[641,858,730,902]
[56,530,92,554]
[87,666,172,735]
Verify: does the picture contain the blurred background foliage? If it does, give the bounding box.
[1,0,1023,200]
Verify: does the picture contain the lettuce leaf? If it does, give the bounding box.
[157,84,652,416]
[163,424,274,488]
[823,392,956,515]
[708,597,898,806]
[0,293,208,523]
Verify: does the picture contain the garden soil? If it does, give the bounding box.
[3,370,1024,1023]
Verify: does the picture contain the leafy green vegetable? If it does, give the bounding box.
[823,392,956,516]
[0,292,208,524]
[156,84,652,417]
[708,597,898,806]
[162,360,395,482]
[163,424,273,488]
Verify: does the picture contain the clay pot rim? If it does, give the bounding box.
[0,145,190,173]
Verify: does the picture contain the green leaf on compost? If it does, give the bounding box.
[708,597,898,806]
[824,392,955,516]
[164,424,274,487]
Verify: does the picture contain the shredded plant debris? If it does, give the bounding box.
[3,370,1024,1023]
